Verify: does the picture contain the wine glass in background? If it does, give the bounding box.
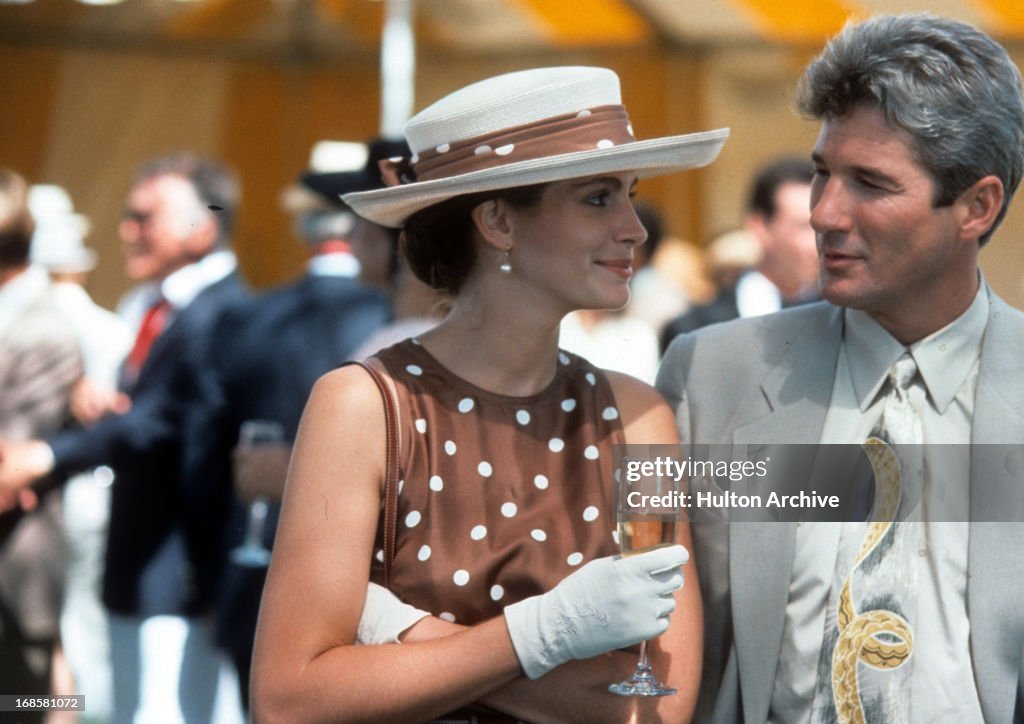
[609,457,682,697]
[229,419,285,567]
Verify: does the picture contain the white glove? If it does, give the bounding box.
[503,545,688,679]
[356,582,431,645]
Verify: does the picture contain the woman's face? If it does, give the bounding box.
[504,171,647,314]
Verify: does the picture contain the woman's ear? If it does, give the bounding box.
[957,175,1004,243]
[471,199,514,252]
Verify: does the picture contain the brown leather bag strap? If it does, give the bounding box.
[348,360,401,589]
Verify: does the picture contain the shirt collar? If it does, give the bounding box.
[844,279,989,413]
[307,250,361,278]
[160,249,237,309]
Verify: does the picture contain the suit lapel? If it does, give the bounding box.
[968,294,1024,722]
[728,305,843,722]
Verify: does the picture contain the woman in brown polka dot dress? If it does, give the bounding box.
[253,66,728,723]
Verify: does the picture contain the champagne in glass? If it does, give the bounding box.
[618,513,679,555]
[609,457,682,697]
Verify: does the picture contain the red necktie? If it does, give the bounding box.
[124,298,172,381]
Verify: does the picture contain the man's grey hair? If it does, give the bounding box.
[797,13,1024,245]
[136,152,240,247]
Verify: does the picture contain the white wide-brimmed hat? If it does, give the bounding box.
[343,66,729,228]
[28,184,97,273]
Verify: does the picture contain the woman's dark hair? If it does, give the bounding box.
[401,184,545,294]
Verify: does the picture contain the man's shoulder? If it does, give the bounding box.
[675,301,836,354]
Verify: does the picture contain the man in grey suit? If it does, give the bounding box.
[657,14,1024,724]
[0,168,82,711]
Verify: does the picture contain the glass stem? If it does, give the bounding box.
[636,639,653,674]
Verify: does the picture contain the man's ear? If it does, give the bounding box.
[471,199,514,252]
[957,175,1003,243]
[183,210,219,259]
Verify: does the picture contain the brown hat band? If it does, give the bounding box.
[379,105,635,187]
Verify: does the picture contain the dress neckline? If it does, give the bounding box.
[399,337,576,404]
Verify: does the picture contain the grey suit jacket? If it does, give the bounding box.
[0,290,82,639]
[657,291,1024,724]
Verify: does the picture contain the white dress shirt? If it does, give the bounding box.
[769,282,990,723]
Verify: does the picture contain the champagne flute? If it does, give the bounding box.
[609,458,681,697]
[229,419,285,567]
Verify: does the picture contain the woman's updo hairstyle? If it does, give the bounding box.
[401,183,545,295]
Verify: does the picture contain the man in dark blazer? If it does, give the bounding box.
[657,15,1024,723]
[0,153,248,723]
[184,138,403,707]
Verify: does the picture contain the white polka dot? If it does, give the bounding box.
[561,399,577,412]
[490,584,505,601]
[501,502,518,517]
[531,529,548,542]
[478,461,493,477]
[534,475,549,490]
[585,372,596,386]
[602,406,619,421]
[388,155,403,163]
[470,525,487,540]
[584,445,599,460]
[406,364,423,376]
[411,337,422,345]
[453,569,470,586]
[567,552,584,566]
[398,479,405,495]
[516,410,531,425]
[582,505,600,522]
[458,398,475,413]
[439,612,456,622]
[559,352,570,365]
[495,144,515,156]
[444,440,457,455]
[429,475,444,492]
[597,139,615,149]
[436,143,450,153]
[414,418,427,433]
[375,549,384,562]
[417,545,431,561]
[405,511,421,527]
[577,109,593,118]
[410,153,420,164]
[474,144,492,156]
[549,438,565,453]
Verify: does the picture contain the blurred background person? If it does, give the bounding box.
[659,156,817,351]
[28,183,132,723]
[659,228,761,353]
[733,155,819,316]
[0,168,82,721]
[185,138,402,709]
[0,153,249,724]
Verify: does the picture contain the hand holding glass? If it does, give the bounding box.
[230,419,285,567]
[609,461,682,697]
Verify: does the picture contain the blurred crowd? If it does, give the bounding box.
[0,145,814,723]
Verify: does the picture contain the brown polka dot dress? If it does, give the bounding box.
[370,338,625,625]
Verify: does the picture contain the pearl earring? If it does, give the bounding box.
[499,246,512,274]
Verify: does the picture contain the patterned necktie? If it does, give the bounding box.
[122,297,171,386]
[814,353,922,724]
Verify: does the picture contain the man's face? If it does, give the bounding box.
[119,174,214,282]
[809,104,978,339]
